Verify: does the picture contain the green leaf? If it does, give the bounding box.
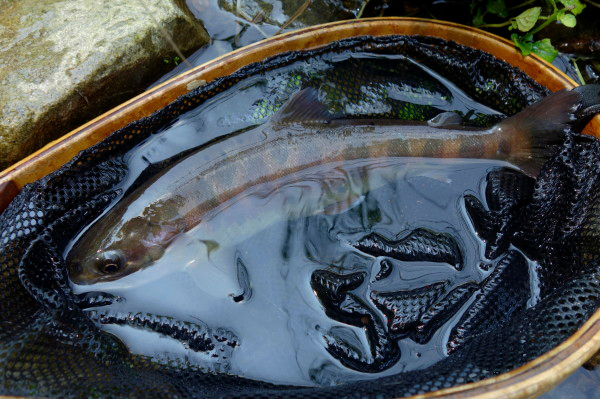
[512,33,534,56]
[559,0,586,15]
[486,0,508,17]
[469,1,479,14]
[559,12,577,27]
[473,8,485,26]
[513,7,541,32]
[532,39,559,62]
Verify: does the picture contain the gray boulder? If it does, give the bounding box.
[0,0,209,170]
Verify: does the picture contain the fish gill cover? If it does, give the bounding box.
[0,35,599,398]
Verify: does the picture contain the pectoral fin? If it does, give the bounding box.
[427,111,463,128]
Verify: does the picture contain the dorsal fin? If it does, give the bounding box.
[273,87,339,124]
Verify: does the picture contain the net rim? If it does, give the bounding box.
[0,17,599,399]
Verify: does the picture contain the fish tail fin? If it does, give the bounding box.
[494,87,585,176]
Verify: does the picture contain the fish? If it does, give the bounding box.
[66,84,598,285]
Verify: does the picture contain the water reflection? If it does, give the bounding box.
[71,157,541,386]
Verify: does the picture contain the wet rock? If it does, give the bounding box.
[0,0,209,170]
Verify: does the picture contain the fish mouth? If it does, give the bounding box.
[77,292,239,356]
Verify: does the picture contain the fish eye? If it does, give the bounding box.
[95,251,124,275]
[102,263,120,274]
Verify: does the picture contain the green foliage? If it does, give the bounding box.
[560,0,586,14]
[511,7,541,32]
[532,38,559,61]
[511,33,534,56]
[558,11,576,27]
[471,0,587,63]
[162,56,181,66]
[487,0,509,17]
[510,34,557,62]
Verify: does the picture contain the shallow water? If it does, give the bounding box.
[71,157,540,386]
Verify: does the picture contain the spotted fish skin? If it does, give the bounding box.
[67,86,586,285]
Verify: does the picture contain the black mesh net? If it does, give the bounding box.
[1,35,599,398]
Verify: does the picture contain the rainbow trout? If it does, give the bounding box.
[67,86,593,285]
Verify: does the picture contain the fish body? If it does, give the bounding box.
[67,86,590,284]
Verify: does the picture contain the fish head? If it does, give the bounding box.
[67,215,179,285]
